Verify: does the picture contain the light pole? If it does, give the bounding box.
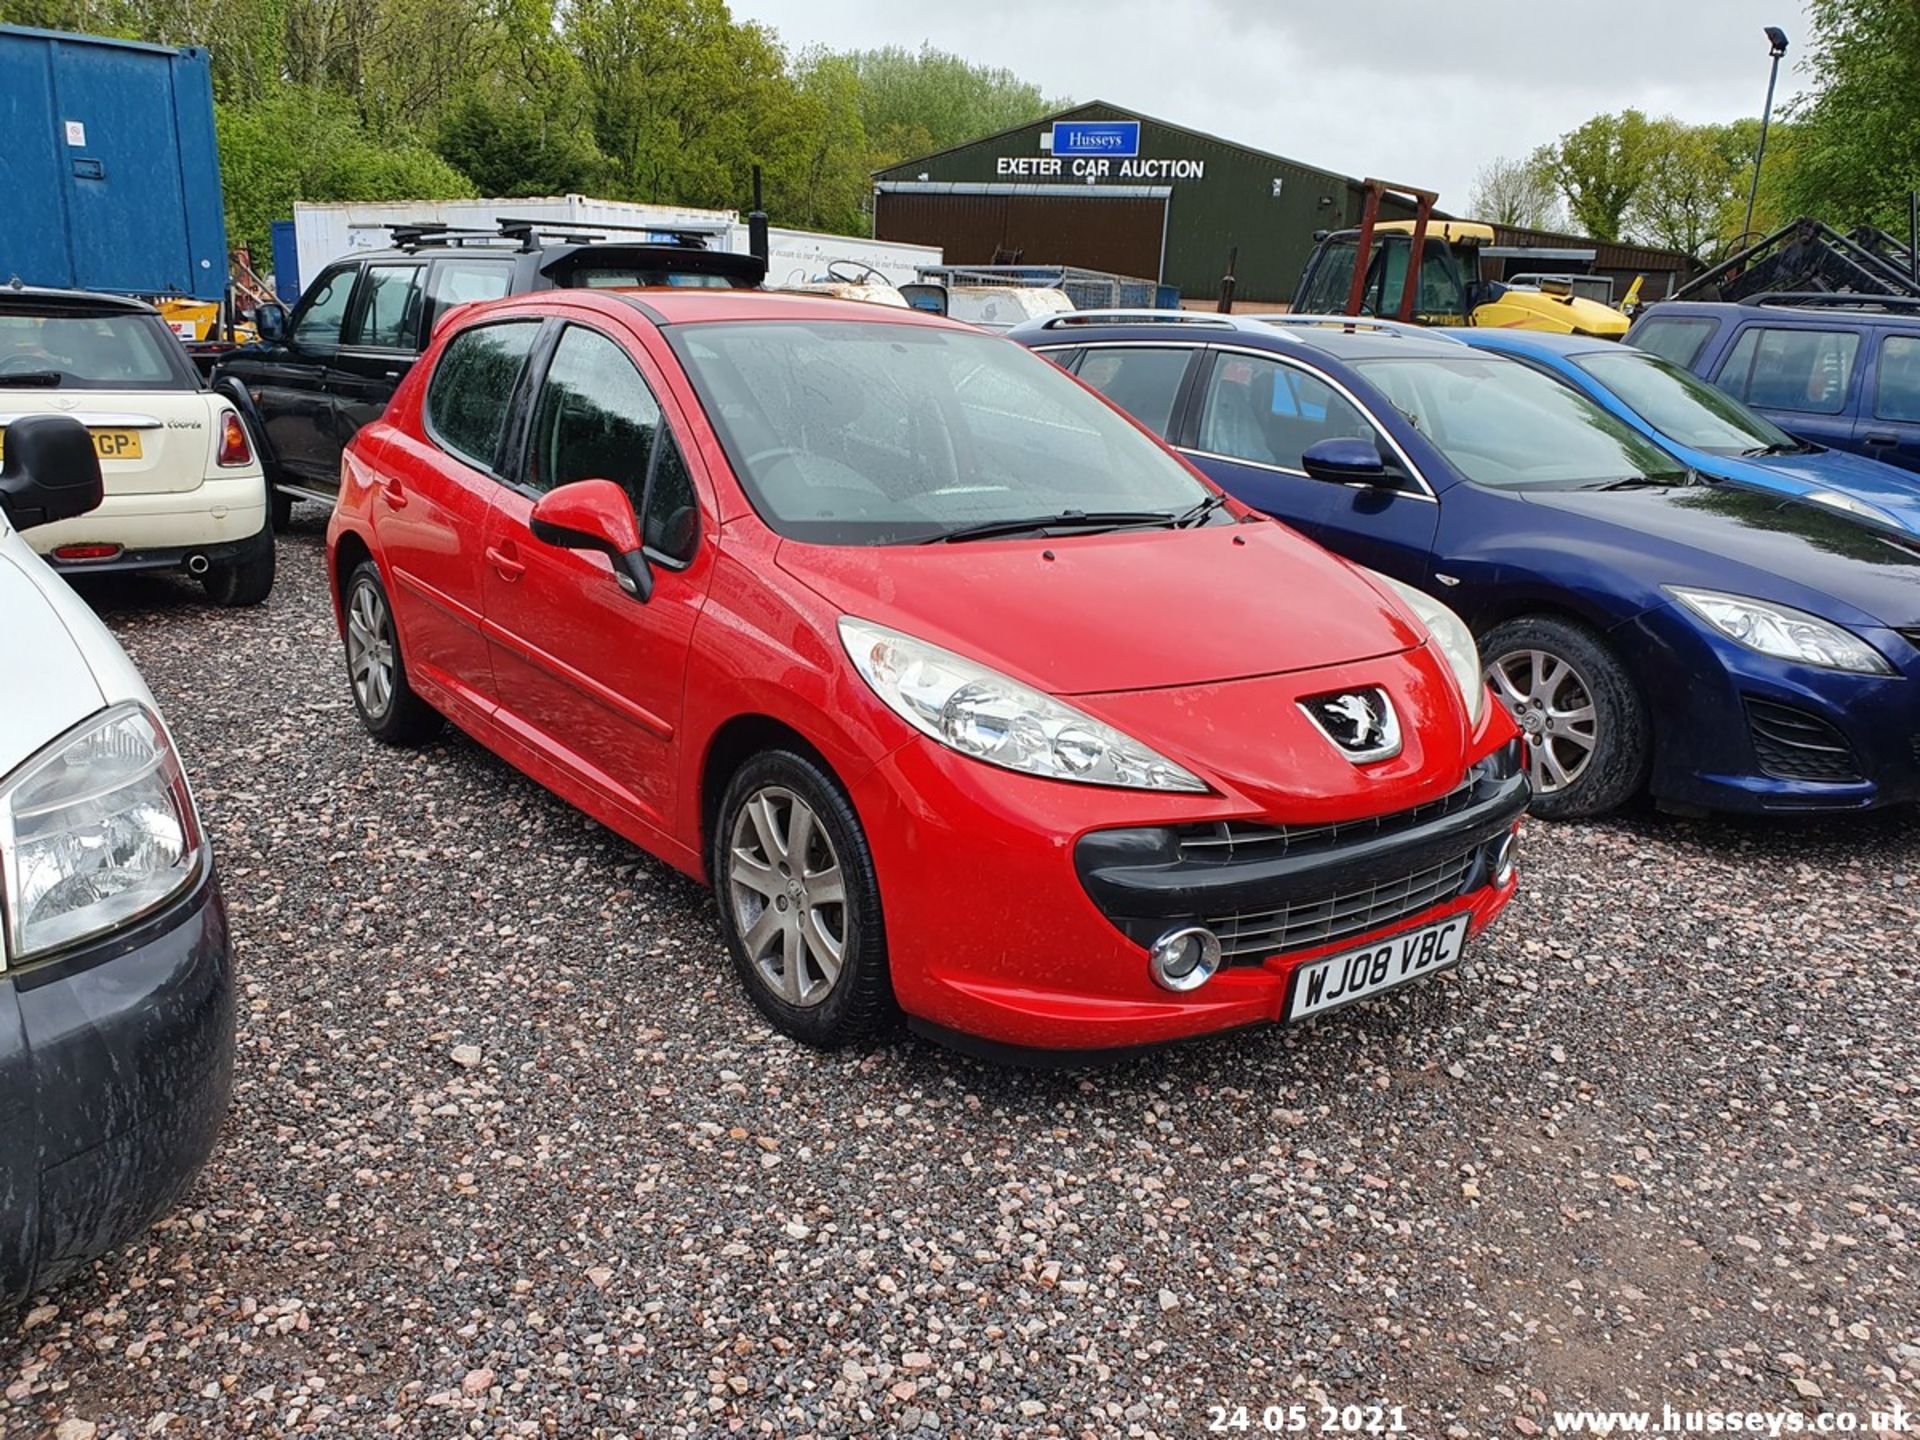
[1742,26,1790,244]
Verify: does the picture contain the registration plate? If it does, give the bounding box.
[1285,911,1470,1022]
[0,429,142,461]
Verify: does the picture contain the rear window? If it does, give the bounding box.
[0,309,196,391]
[1628,315,1716,368]
[1717,325,1860,415]
[425,320,542,471]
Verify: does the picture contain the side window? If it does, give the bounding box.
[644,433,700,563]
[427,260,515,318]
[350,264,425,350]
[1719,325,1860,415]
[1073,346,1192,437]
[526,325,659,502]
[1297,240,1357,313]
[1196,354,1381,472]
[1874,335,1920,422]
[425,320,542,471]
[1631,316,1716,368]
[292,264,357,346]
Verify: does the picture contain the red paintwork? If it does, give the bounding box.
[328,289,1521,1051]
[530,479,644,555]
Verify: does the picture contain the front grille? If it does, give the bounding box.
[1210,846,1478,962]
[1745,698,1862,783]
[1174,776,1485,864]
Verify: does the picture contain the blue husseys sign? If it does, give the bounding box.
[1051,121,1140,157]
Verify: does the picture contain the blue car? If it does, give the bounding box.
[1627,297,1920,476]
[1008,311,1920,819]
[1447,327,1920,536]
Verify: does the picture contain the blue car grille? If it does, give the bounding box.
[1744,698,1862,784]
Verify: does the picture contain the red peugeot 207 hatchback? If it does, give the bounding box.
[326,289,1526,1059]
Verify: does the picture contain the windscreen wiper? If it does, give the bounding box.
[1588,475,1685,490]
[1174,493,1230,527]
[1741,442,1808,457]
[924,509,1179,544]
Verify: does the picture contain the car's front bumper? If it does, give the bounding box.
[1624,605,1920,814]
[850,734,1526,1057]
[27,472,267,574]
[0,866,235,1305]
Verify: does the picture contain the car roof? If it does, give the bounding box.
[1635,298,1913,326]
[0,284,159,316]
[1448,328,1617,359]
[617,289,963,328]
[1006,310,1475,361]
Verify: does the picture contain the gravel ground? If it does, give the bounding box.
[3,514,1918,1440]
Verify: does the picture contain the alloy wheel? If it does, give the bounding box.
[346,581,396,719]
[727,786,848,1009]
[1487,648,1599,796]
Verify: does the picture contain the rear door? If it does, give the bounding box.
[237,261,360,487]
[478,316,713,838]
[1708,321,1864,452]
[324,261,426,499]
[1853,328,1920,474]
[1061,344,1201,439]
[1175,347,1438,583]
[373,316,545,723]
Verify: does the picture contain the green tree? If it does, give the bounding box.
[1543,110,1655,241]
[1627,118,1751,262]
[838,44,1059,171]
[1782,0,1920,230]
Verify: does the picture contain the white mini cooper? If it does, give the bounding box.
[0,285,272,605]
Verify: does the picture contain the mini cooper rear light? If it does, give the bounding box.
[217,411,253,467]
[1149,925,1222,992]
[52,543,122,562]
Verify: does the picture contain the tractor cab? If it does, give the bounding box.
[1291,181,1629,339]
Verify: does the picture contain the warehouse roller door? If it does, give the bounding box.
[876,189,1168,281]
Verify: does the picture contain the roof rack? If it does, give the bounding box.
[1030,309,1466,343]
[1748,291,1920,313]
[353,218,719,255]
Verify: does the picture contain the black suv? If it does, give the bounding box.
[214,222,765,523]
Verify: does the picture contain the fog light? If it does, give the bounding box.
[1148,925,1222,992]
[53,543,121,562]
[1491,828,1519,887]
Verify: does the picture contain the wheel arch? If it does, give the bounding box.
[698,713,834,881]
[330,526,375,634]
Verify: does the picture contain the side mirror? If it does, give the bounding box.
[1301,436,1391,487]
[898,283,949,316]
[0,415,105,530]
[529,478,652,601]
[252,302,288,343]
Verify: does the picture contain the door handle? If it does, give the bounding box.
[379,476,408,509]
[485,543,525,580]
[1864,431,1898,445]
[382,370,400,381]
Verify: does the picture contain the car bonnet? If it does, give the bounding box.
[0,523,155,775]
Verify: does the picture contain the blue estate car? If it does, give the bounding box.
[1627,297,1920,476]
[1009,311,1920,819]
[1448,328,1920,536]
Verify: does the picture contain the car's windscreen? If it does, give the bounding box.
[1572,349,1799,455]
[570,270,750,289]
[670,320,1210,544]
[0,310,196,391]
[1352,354,1688,488]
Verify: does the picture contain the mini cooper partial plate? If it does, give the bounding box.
[1298,686,1402,763]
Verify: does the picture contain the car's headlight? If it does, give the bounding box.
[0,702,205,968]
[1666,586,1893,674]
[1372,573,1486,725]
[1803,490,1904,530]
[838,617,1208,792]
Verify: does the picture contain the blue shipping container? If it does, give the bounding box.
[0,25,228,301]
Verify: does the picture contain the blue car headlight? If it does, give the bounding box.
[1665,587,1893,675]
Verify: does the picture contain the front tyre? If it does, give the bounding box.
[713,750,894,1048]
[1482,615,1648,819]
[343,560,442,746]
[202,529,275,607]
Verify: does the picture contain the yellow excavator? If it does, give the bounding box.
[1291,180,1630,338]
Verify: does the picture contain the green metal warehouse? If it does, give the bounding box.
[872,101,1421,305]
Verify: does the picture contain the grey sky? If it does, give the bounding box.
[732,0,1818,202]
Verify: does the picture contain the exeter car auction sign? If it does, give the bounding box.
[1000,119,1207,182]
